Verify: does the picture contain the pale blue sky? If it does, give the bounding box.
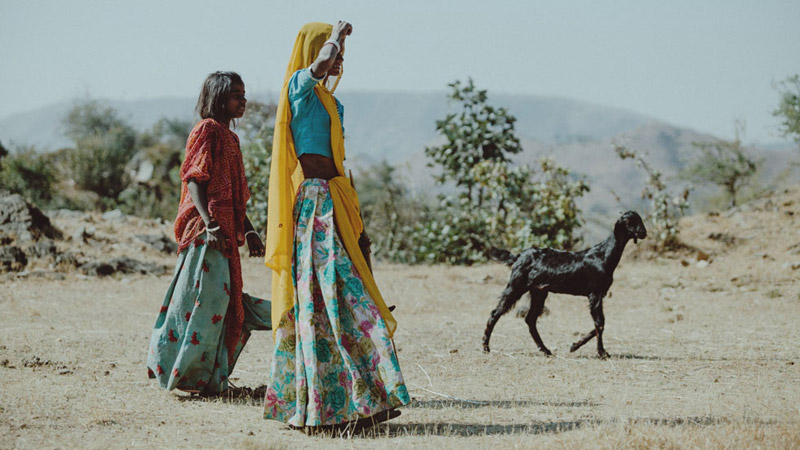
[1,0,798,144]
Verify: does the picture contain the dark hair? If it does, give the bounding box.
[195,71,244,120]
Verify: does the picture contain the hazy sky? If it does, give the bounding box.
[2,0,799,144]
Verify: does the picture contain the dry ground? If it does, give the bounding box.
[2,188,800,449]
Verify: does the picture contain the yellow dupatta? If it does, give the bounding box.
[264,22,396,338]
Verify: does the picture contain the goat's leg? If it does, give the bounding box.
[569,329,596,353]
[569,294,609,358]
[524,289,551,355]
[482,282,527,353]
[590,295,609,359]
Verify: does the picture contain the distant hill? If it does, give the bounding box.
[2,92,797,242]
[0,90,653,155]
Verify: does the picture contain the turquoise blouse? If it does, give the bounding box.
[288,68,344,158]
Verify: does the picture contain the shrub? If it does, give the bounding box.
[683,123,762,208]
[615,144,689,250]
[0,144,57,207]
[64,100,138,202]
[376,79,589,265]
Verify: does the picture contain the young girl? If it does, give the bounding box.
[147,71,271,394]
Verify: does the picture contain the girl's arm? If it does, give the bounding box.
[244,216,265,257]
[310,21,352,78]
[187,178,227,253]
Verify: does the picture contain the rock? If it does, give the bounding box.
[79,257,168,277]
[696,260,710,269]
[79,262,116,277]
[15,270,66,280]
[47,209,89,220]
[708,232,736,246]
[135,234,178,254]
[71,226,96,244]
[102,209,126,222]
[782,261,800,271]
[0,194,62,242]
[0,246,28,272]
[696,250,711,262]
[55,251,83,269]
[26,239,58,259]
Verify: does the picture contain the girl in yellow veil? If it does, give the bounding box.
[263,21,409,430]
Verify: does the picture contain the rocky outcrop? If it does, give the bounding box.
[0,246,27,272]
[0,194,62,242]
[79,257,168,277]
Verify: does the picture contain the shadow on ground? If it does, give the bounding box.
[408,399,598,409]
[346,416,778,438]
[176,385,268,406]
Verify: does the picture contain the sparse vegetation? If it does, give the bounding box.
[64,100,138,203]
[0,144,57,206]
[774,74,800,146]
[683,123,762,208]
[399,79,589,264]
[615,144,690,250]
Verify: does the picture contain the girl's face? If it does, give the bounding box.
[224,83,247,119]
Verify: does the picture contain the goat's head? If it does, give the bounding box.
[615,211,647,243]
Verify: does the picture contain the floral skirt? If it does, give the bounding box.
[263,178,410,427]
[147,234,271,393]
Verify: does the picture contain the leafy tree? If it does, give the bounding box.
[238,100,276,233]
[773,74,800,145]
[683,125,761,208]
[615,144,689,250]
[425,78,522,205]
[0,144,57,206]
[64,100,137,202]
[409,79,588,264]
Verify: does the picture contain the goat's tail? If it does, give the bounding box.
[488,247,519,266]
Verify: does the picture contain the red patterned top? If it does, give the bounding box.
[175,118,250,253]
[174,118,251,363]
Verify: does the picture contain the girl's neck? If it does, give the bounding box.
[212,116,232,128]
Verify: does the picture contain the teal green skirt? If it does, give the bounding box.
[147,233,271,393]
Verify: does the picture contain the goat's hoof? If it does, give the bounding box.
[569,343,580,353]
[482,344,490,353]
[541,348,553,357]
[598,351,610,360]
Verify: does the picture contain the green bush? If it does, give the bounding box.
[774,74,800,146]
[683,123,761,208]
[0,144,57,207]
[359,80,589,265]
[615,144,690,250]
[64,100,138,202]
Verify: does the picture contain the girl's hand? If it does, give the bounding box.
[247,232,265,257]
[331,20,352,44]
[206,227,228,254]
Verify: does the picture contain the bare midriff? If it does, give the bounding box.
[299,154,339,180]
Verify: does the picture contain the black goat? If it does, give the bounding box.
[482,211,647,358]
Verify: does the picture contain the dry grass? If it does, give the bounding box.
[2,188,800,449]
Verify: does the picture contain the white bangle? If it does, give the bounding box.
[245,230,258,238]
[206,224,220,232]
[324,39,341,53]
